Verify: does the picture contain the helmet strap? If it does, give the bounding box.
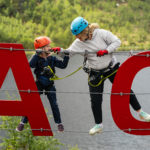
[45,51,50,56]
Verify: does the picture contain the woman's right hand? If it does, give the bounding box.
[51,47,61,53]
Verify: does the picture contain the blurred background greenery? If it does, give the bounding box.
[0,0,150,50]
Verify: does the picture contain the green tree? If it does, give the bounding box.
[0,0,150,50]
[0,116,80,150]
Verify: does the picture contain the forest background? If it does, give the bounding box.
[0,0,150,51]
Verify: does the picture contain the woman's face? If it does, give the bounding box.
[75,32,88,42]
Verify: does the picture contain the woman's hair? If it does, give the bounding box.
[81,23,99,36]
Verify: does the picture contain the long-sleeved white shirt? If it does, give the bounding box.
[66,28,121,70]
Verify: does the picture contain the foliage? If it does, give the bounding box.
[0,116,80,150]
[0,15,45,49]
[0,0,150,50]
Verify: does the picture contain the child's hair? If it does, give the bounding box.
[81,23,99,36]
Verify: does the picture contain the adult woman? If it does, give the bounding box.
[52,17,150,135]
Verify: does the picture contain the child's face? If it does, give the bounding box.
[43,44,51,52]
[40,44,51,57]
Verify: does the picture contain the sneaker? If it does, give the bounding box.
[139,111,150,122]
[16,123,24,132]
[89,124,103,135]
[57,124,64,132]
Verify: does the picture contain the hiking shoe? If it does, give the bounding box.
[139,111,150,122]
[16,123,24,132]
[57,124,64,132]
[89,124,103,135]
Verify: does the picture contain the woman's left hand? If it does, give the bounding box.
[97,50,108,57]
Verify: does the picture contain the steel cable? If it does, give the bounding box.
[0,127,150,134]
[1,89,150,96]
[0,46,150,56]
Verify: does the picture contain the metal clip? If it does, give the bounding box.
[40,128,43,132]
[10,47,13,51]
[27,89,31,93]
[120,92,123,96]
[129,50,134,56]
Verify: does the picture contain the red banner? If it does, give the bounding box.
[0,43,53,136]
[111,51,150,135]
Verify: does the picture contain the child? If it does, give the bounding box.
[16,36,69,132]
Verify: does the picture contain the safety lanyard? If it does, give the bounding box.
[47,65,82,81]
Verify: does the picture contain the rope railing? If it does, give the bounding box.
[0,47,150,56]
[0,127,150,134]
[0,89,150,96]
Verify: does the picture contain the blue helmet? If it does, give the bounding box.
[71,17,88,35]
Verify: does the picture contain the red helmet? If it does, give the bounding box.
[34,36,51,49]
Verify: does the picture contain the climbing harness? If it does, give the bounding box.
[82,50,119,87]
[88,69,118,87]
